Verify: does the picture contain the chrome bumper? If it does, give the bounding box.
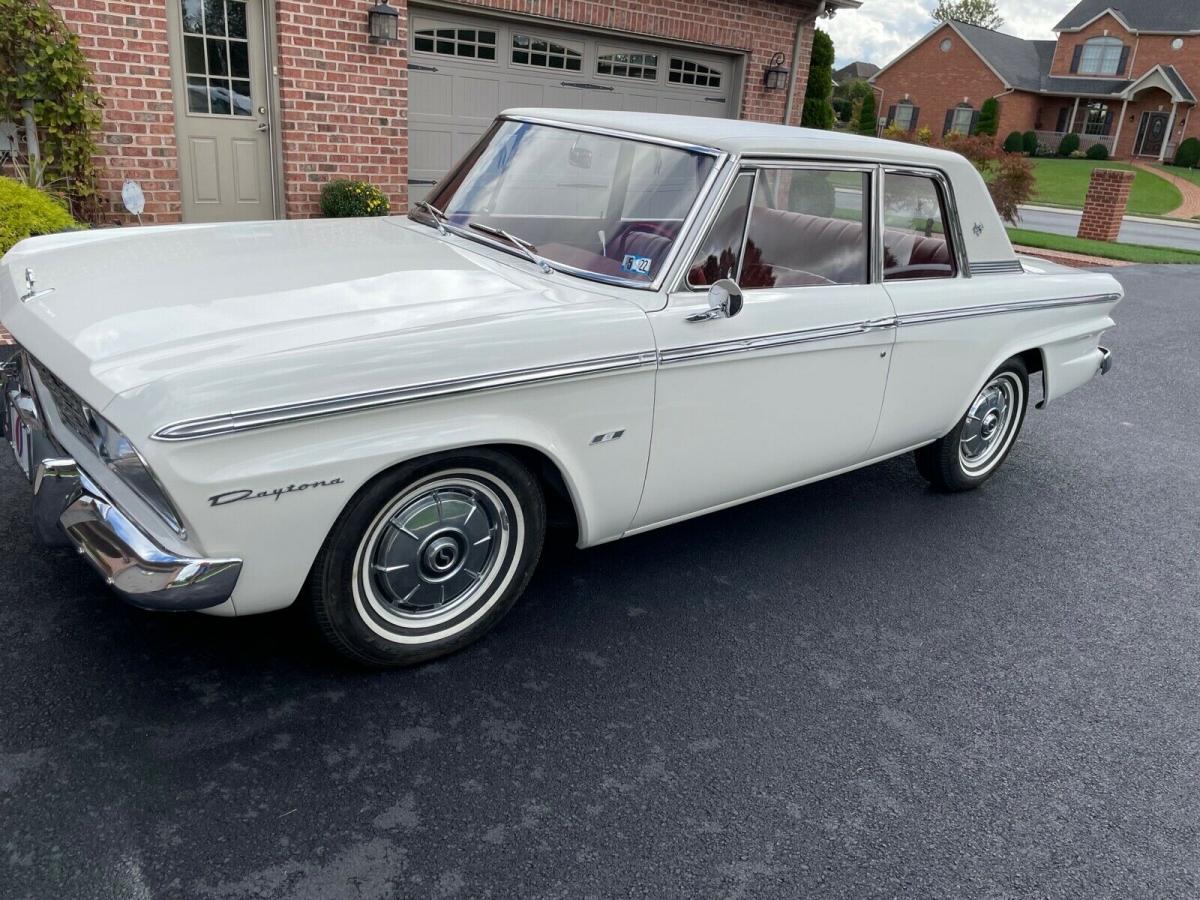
[2,351,241,611]
[1099,346,1113,376]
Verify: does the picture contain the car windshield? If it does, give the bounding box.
[413,119,719,287]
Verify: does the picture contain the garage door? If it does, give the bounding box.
[407,9,738,201]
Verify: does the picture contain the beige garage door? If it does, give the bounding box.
[407,9,738,201]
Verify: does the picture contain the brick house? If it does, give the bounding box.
[45,0,860,225]
[871,0,1198,162]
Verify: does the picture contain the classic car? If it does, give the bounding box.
[1,110,1121,666]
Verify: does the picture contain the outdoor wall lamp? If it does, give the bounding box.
[368,0,399,44]
[763,52,790,91]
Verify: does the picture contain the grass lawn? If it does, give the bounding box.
[1007,227,1200,264]
[1029,159,1183,217]
[1154,164,1200,189]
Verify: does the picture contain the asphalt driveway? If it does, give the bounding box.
[2,265,1199,899]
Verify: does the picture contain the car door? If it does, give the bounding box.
[631,163,897,530]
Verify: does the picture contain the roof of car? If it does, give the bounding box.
[500,109,969,169]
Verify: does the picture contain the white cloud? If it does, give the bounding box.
[824,0,1079,69]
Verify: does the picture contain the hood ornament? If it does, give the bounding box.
[20,267,55,304]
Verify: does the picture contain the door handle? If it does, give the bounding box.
[862,317,897,331]
[256,121,270,133]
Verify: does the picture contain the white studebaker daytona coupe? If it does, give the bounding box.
[2,110,1120,666]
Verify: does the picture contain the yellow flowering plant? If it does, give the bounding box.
[320,179,391,217]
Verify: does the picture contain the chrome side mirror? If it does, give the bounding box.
[688,278,743,322]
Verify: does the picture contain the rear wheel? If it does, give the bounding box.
[914,358,1029,492]
[307,450,545,667]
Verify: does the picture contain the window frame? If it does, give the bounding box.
[1078,36,1124,76]
[893,102,917,132]
[880,167,963,283]
[667,56,725,89]
[510,30,584,71]
[596,46,660,82]
[410,20,499,63]
[673,160,970,295]
[1083,101,1112,136]
[948,104,975,136]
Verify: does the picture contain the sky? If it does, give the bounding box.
[825,0,1080,69]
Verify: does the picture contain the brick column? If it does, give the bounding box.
[1077,168,1134,242]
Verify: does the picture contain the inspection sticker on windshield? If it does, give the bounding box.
[621,254,653,277]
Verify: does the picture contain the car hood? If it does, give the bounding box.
[1,217,637,412]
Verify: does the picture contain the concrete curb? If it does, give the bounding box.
[1017,204,1200,231]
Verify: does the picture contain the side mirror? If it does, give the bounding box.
[688,278,744,322]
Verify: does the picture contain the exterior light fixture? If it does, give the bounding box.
[368,0,399,44]
[763,52,789,91]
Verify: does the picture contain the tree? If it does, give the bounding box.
[801,29,835,130]
[931,0,1004,29]
[856,91,877,136]
[976,97,999,137]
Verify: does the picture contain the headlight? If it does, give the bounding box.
[82,407,186,537]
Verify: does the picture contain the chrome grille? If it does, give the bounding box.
[33,362,94,448]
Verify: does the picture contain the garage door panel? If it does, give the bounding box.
[408,7,736,198]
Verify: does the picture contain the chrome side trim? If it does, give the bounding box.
[660,320,882,366]
[970,259,1025,275]
[896,292,1121,327]
[153,351,659,442]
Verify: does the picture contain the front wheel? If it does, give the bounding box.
[306,449,545,667]
[914,358,1029,492]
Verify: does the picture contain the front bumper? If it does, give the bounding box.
[1099,346,1113,376]
[2,352,241,611]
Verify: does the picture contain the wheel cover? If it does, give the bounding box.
[959,373,1022,475]
[357,476,511,629]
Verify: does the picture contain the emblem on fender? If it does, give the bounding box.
[209,478,345,507]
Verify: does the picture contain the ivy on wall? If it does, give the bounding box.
[0,0,103,220]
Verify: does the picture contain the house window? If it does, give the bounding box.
[182,0,252,116]
[947,105,975,135]
[668,57,722,88]
[413,25,497,59]
[1084,102,1112,135]
[597,49,658,80]
[893,103,917,131]
[1078,37,1124,75]
[512,33,582,70]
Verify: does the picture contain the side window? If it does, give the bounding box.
[740,168,870,289]
[687,173,754,287]
[883,173,956,281]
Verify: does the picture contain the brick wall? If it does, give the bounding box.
[53,0,824,223]
[872,23,1006,138]
[51,0,181,224]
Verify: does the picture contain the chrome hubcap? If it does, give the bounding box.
[959,374,1021,474]
[367,484,505,619]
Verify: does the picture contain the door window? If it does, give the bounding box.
[687,173,755,287]
[181,0,252,116]
[740,168,871,289]
[413,25,497,60]
[512,33,583,70]
[668,57,723,88]
[882,173,956,281]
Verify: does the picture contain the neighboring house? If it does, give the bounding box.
[833,60,879,86]
[871,0,1198,161]
[45,0,861,224]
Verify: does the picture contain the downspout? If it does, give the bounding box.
[784,0,826,124]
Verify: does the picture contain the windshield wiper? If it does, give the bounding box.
[468,223,554,275]
[414,200,448,235]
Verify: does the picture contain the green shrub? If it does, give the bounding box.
[0,176,79,256]
[1174,137,1200,169]
[319,180,390,218]
[1058,132,1081,157]
[1085,143,1109,160]
[856,92,878,136]
[976,97,1000,137]
[1003,131,1024,153]
[1022,130,1039,155]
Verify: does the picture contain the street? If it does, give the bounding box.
[1017,205,1200,251]
[2,265,1199,898]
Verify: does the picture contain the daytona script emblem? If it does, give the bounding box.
[209,478,345,507]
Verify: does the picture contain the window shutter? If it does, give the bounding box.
[1104,109,1115,135]
[910,107,920,131]
[970,110,980,135]
[1117,46,1130,76]
[886,105,897,126]
[943,109,954,136]
[1056,107,1069,133]
[1070,45,1083,74]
